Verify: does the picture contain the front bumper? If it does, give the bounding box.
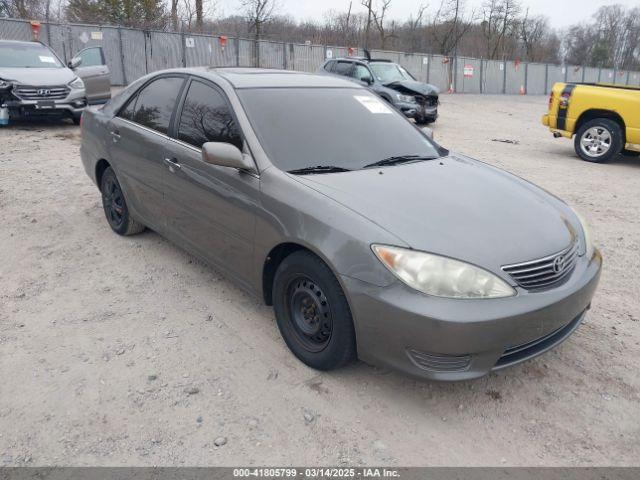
[2,87,87,118]
[397,100,438,121]
[342,250,602,381]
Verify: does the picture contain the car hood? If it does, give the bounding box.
[384,79,439,96]
[293,154,577,276]
[0,67,75,86]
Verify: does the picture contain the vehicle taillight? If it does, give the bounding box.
[548,91,554,109]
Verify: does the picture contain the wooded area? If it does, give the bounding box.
[1,0,639,70]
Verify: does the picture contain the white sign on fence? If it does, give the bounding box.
[91,31,102,40]
[422,57,429,65]
[185,37,195,48]
[326,49,333,59]
[463,65,474,77]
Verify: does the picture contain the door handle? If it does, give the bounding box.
[110,130,121,142]
[164,157,181,173]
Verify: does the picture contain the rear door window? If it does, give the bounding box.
[119,76,184,135]
[76,47,104,67]
[324,60,336,72]
[332,61,354,77]
[176,79,242,150]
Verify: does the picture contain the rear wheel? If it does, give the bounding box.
[574,118,623,163]
[100,167,146,236]
[272,251,356,371]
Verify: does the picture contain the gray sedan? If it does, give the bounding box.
[80,68,601,381]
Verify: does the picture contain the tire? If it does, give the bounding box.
[100,167,146,236]
[574,118,623,163]
[272,250,357,371]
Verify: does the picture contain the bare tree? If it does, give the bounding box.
[431,0,475,57]
[241,0,277,41]
[360,0,395,49]
[481,0,521,59]
[405,3,427,52]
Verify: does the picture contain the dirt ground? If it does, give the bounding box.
[1,94,639,467]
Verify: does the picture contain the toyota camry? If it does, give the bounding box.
[80,68,602,380]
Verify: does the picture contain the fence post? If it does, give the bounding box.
[45,20,51,46]
[626,71,631,86]
[479,58,483,93]
[544,64,548,93]
[453,56,458,93]
[563,65,568,82]
[502,57,507,94]
[581,66,585,83]
[235,37,240,66]
[524,62,528,95]
[67,25,74,58]
[612,67,616,84]
[117,26,128,86]
[282,42,287,70]
[426,54,431,84]
[598,67,602,83]
[180,31,186,67]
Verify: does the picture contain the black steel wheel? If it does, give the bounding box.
[286,275,333,352]
[100,167,145,236]
[273,251,356,370]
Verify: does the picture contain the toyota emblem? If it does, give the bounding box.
[553,255,566,274]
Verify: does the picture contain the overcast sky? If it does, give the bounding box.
[229,0,638,29]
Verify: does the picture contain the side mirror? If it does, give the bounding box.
[202,142,256,172]
[421,126,434,140]
[361,76,373,85]
[68,56,82,69]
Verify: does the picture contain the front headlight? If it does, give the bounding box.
[396,93,415,103]
[68,77,85,90]
[573,210,595,259]
[372,245,516,299]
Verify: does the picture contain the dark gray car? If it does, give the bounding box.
[319,57,439,124]
[80,68,601,381]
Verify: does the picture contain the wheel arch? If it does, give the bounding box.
[575,109,626,141]
[95,159,111,192]
[261,241,348,308]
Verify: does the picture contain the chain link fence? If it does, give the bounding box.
[2,17,640,92]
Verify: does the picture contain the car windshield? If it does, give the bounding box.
[238,88,440,172]
[0,43,63,68]
[369,63,413,83]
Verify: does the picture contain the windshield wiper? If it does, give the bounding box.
[288,165,351,175]
[363,155,439,169]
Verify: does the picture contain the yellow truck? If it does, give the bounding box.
[542,82,640,163]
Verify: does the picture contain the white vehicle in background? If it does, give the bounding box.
[0,39,111,125]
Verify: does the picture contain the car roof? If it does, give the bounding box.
[330,57,394,64]
[0,40,48,47]
[179,67,362,89]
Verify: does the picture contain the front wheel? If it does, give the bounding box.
[574,118,623,163]
[272,251,357,371]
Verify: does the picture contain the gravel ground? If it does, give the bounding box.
[1,94,639,467]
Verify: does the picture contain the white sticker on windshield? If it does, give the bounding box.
[354,95,392,114]
[39,56,56,63]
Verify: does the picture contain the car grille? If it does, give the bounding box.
[493,310,585,370]
[502,239,579,290]
[407,349,471,372]
[414,95,437,107]
[13,85,70,101]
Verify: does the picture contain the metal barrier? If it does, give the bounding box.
[2,17,640,92]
